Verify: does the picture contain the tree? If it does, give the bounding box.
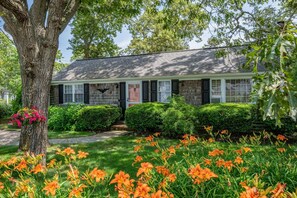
[126,0,209,54]
[0,0,80,161]
[0,30,21,96]
[54,50,68,72]
[69,0,143,59]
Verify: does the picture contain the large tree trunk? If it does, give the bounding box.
[0,0,80,163]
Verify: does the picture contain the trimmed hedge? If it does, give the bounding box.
[74,105,121,132]
[0,101,12,119]
[125,102,166,132]
[196,103,254,133]
[48,104,84,131]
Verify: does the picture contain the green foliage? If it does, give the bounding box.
[0,100,12,119]
[74,105,121,132]
[197,103,254,133]
[11,87,22,113]
[54,50,68,72]
[246,21,297,125]
[69,0,142,59]
[0,32,21,95]
[127,0,209,54]
[162,96,197,136]
[125,102,166,132]
[48,104,85,131]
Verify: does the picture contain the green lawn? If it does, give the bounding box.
[0,134,296,197]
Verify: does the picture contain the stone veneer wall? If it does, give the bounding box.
[89,83,119,105]
[179,80,202,106]
[50,85,59,105]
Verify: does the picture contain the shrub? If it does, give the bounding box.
[162,96,198,136]
[48,104,84,131]
[197,103,254,133]
[125,102,166,132]
[0,101,13,119]
[74,105,121,132]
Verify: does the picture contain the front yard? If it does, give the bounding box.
[0,132,296,197]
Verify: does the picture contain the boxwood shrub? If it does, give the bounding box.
[74,105,121,132]
[162,96,198,136]
[125,102,166,132]
[0,101,12,119]
[48,104,84,131]
[197,103,254,133]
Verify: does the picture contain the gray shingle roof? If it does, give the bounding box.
[52,47,259,82]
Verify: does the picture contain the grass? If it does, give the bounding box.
[0,133,296,197]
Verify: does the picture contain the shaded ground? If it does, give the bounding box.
[0,130,129,146]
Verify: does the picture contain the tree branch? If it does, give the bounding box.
[60,0,80,34]
[29,0,49,27]
[0,0,28,22]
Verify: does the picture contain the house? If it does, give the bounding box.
[51,46,262,111]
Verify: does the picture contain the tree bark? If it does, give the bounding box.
[0,0,80,163]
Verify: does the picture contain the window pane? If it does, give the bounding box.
[75,94,84,103]
[64,85,72,94]
[226,79,251,103]
[75,84,84,94]
[158,81,171,102]
[64,94,73,103]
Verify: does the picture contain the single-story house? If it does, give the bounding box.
[51,46,262,111]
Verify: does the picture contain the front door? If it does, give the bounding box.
[126,81,142,108]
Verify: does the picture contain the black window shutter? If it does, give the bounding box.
[171,79,179,96]
[201,79,210,104]
[58,84,63,104]
[119,82,126,112]
[150,80,157,102]
[84,83,89,104]
[142,81,149,102]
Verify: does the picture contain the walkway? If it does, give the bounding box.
[0,130,129,146]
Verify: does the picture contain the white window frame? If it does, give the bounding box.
[210,78,252,103]
[64,84,84,103]
[157,80,171,103]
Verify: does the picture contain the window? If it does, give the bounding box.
[64,84,84,103]
[158,81,171,102]
[211,80,221,103]
[225,79,251,103]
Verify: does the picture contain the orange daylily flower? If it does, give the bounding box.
[134,156,143,164]
[182,134,189,139]
[47,159,57,168]
[69,184,87,198]
[240,186,266,198]
[134,145,142,152]
[204,159,212,166]
[5,157,18,166]
[277,148,286,153]
[89,168,106,182]
[154,149,160,153]
[180,139,189,146]
[234,149,243,155]
[208,149,224,157]
[242,147,252,153]
[188,164,218,184]
[167,174,176,182]
[110,171,131,185]
[216,159,225,167]
[136,139,143,144]
[223,160,234,171]
[31,163,44,174]
[151,190,168,198]
[137,162,153,177]
[221,130,229,134]
[77,151,89,159]
[276,135,288,141]
[208,138,215,143]
[63,147,75,155]
[168,146,176,154]
[15,159,27,171]
[145,135,154,142]
[156,166,170,176]
[189,135,198,143]
[271,183,286,198]
[150,141,158,147]
[204,126,213,132]
[134,182,151,198]
[234,156,244,165]
[43,180,60,196]
[0,182,4,190]
[240,167,249,173]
